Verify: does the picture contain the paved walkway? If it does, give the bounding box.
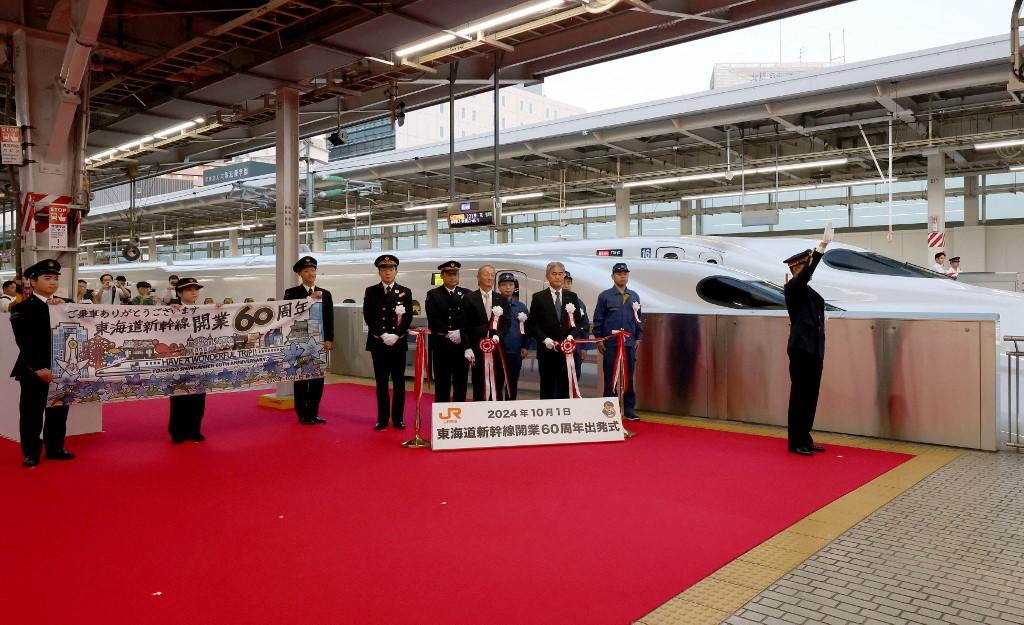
[725,451,1024,625]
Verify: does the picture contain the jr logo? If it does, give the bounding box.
[438,407,462,421]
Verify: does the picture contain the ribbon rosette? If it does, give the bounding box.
[517,311,527,334]
[565,302,577,328]
[490,304,504,331]
[394,303,406,327]
[479,336,509,401]
[632,300,641,323]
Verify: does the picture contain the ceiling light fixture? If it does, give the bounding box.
[680,177,898,202]
[502,192,544,201]
[405,202,449,211]
[974,138,1024,150]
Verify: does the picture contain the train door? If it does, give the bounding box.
[655,246,686,260]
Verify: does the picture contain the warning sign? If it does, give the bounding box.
[1,126,22,165]
[48,204,71,251]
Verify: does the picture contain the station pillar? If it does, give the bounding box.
[148,238,157,261]
[86,247,96,265]
[382,226,395,251]
[228,229,239,256]
[426,207,439,248]
[964,175,980,227]
[926,152,946,261]
[615,186,630,237]
[957,174,986,271]
[679,200,693,235]
[312,221,324,252]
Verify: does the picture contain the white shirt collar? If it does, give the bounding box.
[34,291,50,304]
[302,282,316,291]
[381,281,395,289]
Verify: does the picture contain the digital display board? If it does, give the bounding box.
[447,211,494,228]
[430,272,443,286]
[595,249,624,257]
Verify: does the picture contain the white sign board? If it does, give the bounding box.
[1,125,22,165]
[431,397,626,451]
[48,204,71,250]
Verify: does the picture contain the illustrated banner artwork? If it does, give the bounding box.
[431,398,626,451]
[47,301,327,406]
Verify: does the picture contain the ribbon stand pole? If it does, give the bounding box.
[402,328,431,449]
[615,329,636,439]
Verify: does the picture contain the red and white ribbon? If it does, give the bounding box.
[632,301,641,324]
[560,336,581,398]
[610,330,632,395]
[479,337,510,401]
[565,303,576,329]
[517,311,527,334]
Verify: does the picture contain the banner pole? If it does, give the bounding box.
[617,329,636,439]
[402,328,430,449]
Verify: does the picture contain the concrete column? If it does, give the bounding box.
[927,152,946,256]
[964,175,980,227]
[312,221,324,252]
[679,200,693,235]
[426,207,439,248]
[148,238,157,261]
[87,247,96,265]
[228,229,239,257]
[382,226,395,251]
[615,186,630,237]
[846,186,854,228]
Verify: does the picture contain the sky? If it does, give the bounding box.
[543,0,1010,111]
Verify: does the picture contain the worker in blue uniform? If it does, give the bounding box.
[592,262,643,421]
[497,272,534,400]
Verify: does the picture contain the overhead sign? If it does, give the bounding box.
[1,125,22,165]
[447,199,495,229]
[741,209,780,227]
[202,161,276,186]
[431,397,626,451]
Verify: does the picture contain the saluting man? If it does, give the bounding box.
[497,273,533,400]
[168,277,208,444]
[10,259,74,468]
[363,255,413,430]
[284,256,333,425]
[529,261,583,399]
[463,265,511,401]
[425,260,470,403]
[592,263,643,421]
[783,238,831,456]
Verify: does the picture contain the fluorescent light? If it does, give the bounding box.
[975,138,1024,150]
[80,241,105,247]
[681,177,898,202]
[346,211,371,218]
[193,117,205,124]
[192,223,262,235]
[299,215,348,223]
[366,56,395,66]
[154,120,197,139]
[623,172,727,188]
[456,0,565,36]
[503,192,544,201]
[504,203,613,217]
[383,219,427,227]
[396,34,457,58]
[1010,165,1024,172]
[191,238,230,245]
[120,234,173,242]
[751,157,849,174]
[405,202,449,211]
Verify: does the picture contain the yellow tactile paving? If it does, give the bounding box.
[638,598,731,625]
[675,578,763,613]
[709,560,788,591]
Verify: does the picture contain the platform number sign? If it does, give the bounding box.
[640,247,652,259]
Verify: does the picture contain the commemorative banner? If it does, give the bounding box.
[46,300,327,407]
[431,397,626,451]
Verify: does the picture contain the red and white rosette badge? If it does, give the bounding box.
[560,336,582,398]
[517,311,527,334]
[632,301,641,323]
[490,305,503,331]
[564,302,577,328]
[393,303,406,327]
[479,335,507,401]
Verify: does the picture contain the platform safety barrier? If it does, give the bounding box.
[1003,336,1024,450]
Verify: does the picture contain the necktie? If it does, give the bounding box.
[554,290,561,318]
[307,287,313,296]
[385,285,391,296]
[484,291,491,318]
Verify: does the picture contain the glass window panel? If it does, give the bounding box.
[776,205,848,231]
[854,199,928,227]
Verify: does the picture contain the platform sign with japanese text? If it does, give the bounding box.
[431,397,626,450]
[48,204,71,250]
[45,300,327,406]
[1,125,22,165]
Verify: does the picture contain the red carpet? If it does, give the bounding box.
[1,384,910,625]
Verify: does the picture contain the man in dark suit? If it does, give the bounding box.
[10,259,73,468]
[528,261,583,399]
[168,277,208,444]
[425,260,470,403]
[363,254,414,430]
[463,264,511,401]
[784,239,831,456]
[284,256,334,425]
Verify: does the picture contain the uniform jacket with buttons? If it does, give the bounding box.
[425,285,470,344]
[784,250,826,358]
[9,295,54,381]
[363,282,413,352]
[284,284,334,342]
[593,287,643,346]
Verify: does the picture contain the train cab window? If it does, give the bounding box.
[823,249,945,279]
[697,276,844,311]
[662,253,679,259]
[656,246,685,259]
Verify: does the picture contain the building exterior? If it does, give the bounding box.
[709,62,832,90]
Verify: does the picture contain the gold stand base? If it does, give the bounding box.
[257,394,295,410]
[624,428,637,439]
[401,434,431,448]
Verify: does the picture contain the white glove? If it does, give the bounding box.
[394,304,406,316]
[447,329,461,344]
[381,333,398,346]
[492,333,500,344]
[517,312,527,322]
[543,337,556,350]
[464,348,475,364]
[491,305,504,318]
[823,220,835,243]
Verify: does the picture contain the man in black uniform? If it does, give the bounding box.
[10,259,73,467]
[463,265,511,401]
[783,239,830,456]
[529,261,583,399]
[363,255,413,430]
[168,277,207,444]
[284,256,334,425]
[424,260,469,403]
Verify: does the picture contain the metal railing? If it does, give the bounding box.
[1004,335,1024,449]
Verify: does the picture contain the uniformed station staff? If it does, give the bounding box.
[425,260,470,403]
[463,264,511,401]
[497,272,533,400]
[529,261,583,399]
[168,277,208,444]
[363,254,413,430]
[9,259,74,468]
[592,262,642,422]
[284,256,334,425]
[783,239,831,456]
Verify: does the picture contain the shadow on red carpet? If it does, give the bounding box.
[0,383,911,625]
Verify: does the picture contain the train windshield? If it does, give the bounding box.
[697,276,844,311]
[823,249,945,279]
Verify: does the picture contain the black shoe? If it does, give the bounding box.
[811,444,826,452]
[789,447,814,456]
[171,437,186,444]
[624,413,640,422]
[22,456,38,468]
[373,423,388,431]
[45,449,75,460]
[299,418,317,425]
[190,434,206,443]
[311,417,327,424]
[394,422,406,430]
